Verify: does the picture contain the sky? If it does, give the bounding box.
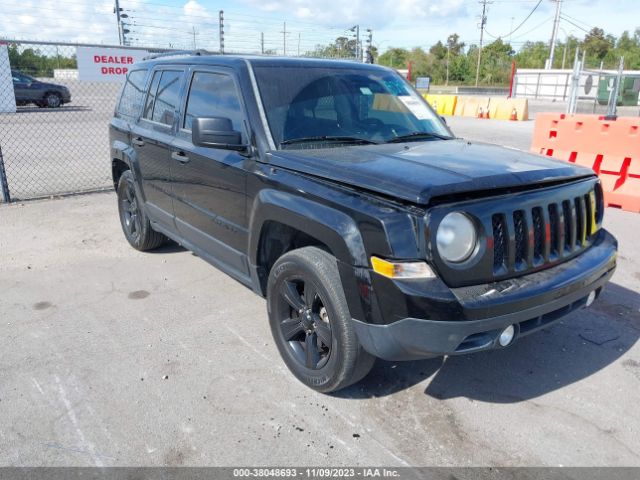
[1,0,639,54]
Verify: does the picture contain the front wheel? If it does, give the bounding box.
[267,247,374,393]
[44,92,62,108]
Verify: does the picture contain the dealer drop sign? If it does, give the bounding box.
[77,47,149,82]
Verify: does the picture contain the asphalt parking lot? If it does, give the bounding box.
[1,123,640,465]
[2,92,640,466]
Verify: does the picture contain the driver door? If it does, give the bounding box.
[172,67,250,281]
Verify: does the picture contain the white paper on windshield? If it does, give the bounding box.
[397,96,431,120]
[360,87,373,95]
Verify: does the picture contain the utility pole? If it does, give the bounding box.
[446,43,450,86]
[261,32,264,54]
[281,22,288,55]
[349,25,360,61]
[113,0,124,45]
[475,0,491,87]
[509,16,515,44]
[192,26,197,49]
[297,32,301,56]
[546,0,563,69]
[114,0,122,45]
[219,10,225,54]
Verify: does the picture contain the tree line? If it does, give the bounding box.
[313,27,640,86]
[7,44,77,77]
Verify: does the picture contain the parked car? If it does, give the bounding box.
[11,70,71,108]
[109,54,618,393]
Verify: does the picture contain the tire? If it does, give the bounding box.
[117,170,167,251]
[44,92,62,108]
[267,246,374,393]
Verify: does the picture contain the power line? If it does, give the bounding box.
[484,0,542,39]
[560,15,616,46]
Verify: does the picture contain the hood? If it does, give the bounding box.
[268,139,594,205]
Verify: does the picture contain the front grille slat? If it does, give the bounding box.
[487,187,599,282]
[575,196,587,247]
[492,214,508,271]
[548,203,559,258]
[532,207,545,262]
[513,210,527,268]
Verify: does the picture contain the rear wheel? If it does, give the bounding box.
[267,247,374,393]
[117,170,167,251]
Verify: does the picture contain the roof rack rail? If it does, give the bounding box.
[143,49,213,60]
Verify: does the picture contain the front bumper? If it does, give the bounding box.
[352,229,617,360]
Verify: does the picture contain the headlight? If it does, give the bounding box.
[436,212,477,263]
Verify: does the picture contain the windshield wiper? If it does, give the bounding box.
[280,135,379,146]
[386,131,452,143]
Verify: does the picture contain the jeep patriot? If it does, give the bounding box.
[109,54,618,392]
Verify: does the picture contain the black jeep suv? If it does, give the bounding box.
[12,70,71,108]
[109,54,617,392]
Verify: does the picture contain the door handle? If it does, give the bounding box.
[132,137,145,147]
[171,151,190,163]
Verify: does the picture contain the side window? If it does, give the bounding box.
[142,71,161,120]
[151,70,182,126]
[12,73,27,83]
[183,72,245,137]
[116,69,147,120]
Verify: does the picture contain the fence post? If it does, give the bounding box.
[605,56,624,120]
[0,145,10,203]
[567,48,581,115]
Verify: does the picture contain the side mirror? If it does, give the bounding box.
[192,117,245,151]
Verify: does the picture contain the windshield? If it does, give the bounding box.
[252,64,452,149]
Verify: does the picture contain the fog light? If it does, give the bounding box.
[586,290,597,307]
[499,325,515,347]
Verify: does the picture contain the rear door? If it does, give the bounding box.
[131,67,185,229]
[171,67,250,281]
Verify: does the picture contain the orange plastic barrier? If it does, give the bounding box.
[531,113,640,213]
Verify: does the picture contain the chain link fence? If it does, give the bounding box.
[513,57,640,117]
[0,40,175,202]
[0,38,368,203]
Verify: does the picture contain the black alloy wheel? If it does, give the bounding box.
[276,277,333,370]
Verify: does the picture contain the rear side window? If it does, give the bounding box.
[183,72,244,135]
[152,71,182,125]
[143,71,161,120]
[142,70,182,126]
[117,69,148,120]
